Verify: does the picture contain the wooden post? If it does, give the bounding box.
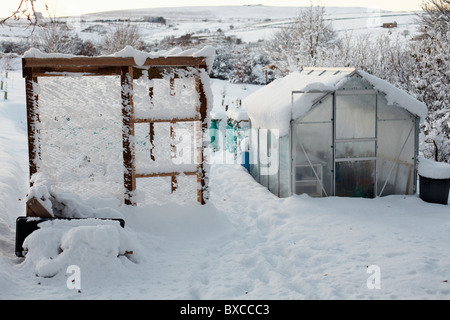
[23,67,40,181]
[24,66,42,217]
[169,76,175,96]
[195,66,208,205]
[170,122,176,159]
[121,66,136,205]
[171,175,177,193]
[149,122,155,161]
[148,85,156,162]
[170,122,178,193]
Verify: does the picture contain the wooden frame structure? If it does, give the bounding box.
[22,55,210,210]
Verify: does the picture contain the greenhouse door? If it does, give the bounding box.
[292,93,334,198]
[334,92,377,198]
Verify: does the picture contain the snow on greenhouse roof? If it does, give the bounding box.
[243,67,427,136]
[357,70,427,120]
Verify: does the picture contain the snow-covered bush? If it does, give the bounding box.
[32,22,83,54]
[0,40,30,55]
[211,47,235,80]
[412,31,450,162]
[211,43,269,85]
[31,20,100,56]
[101,22,145,54]
[412,0,450,162]
[419,0,450,37]
[228,48,270,85]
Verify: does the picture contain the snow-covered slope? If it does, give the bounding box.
[0,5,420,44]
[83,6,420,42]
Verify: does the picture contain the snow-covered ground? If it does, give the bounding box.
[0,65,449,300]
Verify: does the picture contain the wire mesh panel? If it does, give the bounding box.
[134,122,200,172]
[36,75,124,200]
[23,55,210,209]
[132,68,203,205]
[133,68,200,121]
[134,174,198,205]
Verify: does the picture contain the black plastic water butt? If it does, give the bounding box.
[419,175,450,205]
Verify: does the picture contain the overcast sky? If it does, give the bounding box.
[1,0,423,18]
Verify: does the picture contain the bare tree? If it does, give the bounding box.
[32,21,81,54]
[101,22,145,54]
[0,0,39,26]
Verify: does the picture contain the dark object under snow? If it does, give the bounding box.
[15,216,126,257]
[241,151,250,173]
[419,175,450,205]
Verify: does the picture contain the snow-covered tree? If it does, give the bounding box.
[404,0,450,162]
[211,46,236,80]
[419,0,450,36]
[412,33,450,161]
[227,46,271,85]
[267,5,340,75]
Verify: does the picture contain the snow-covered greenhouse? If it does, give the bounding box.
[243,67,427,199]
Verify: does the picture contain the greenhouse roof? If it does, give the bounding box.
[243,67,427,136]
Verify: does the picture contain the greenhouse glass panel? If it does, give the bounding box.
[236,122,249,156]
[249,128,259,182]
[335,160,375,198]
[335,141,376,159]
[336,94,376,139]
[339,74,373,90]
[293,96,333,197]
[279,134,291,197]
[259,129,269,188]
[296,94,333,122]
[268,130,280,196]
[376,94,416,196]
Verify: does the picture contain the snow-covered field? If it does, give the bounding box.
[0,5,420,44]
[0,63,449,300]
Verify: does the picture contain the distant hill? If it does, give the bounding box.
[0,5,420,45]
